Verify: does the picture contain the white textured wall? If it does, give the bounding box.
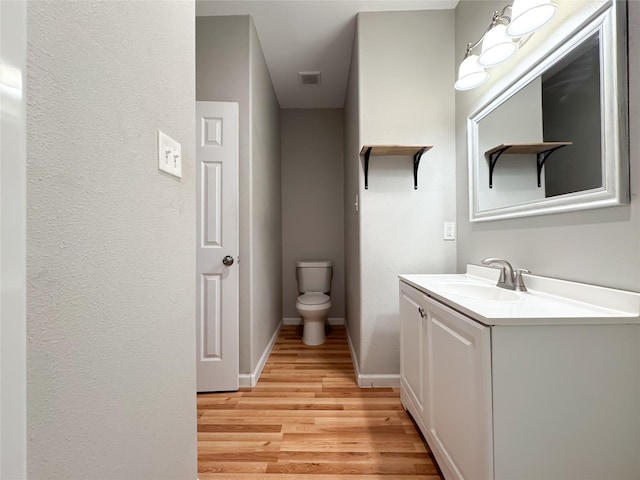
[26,1,197,478]
[356,10,457,376]
[196,15,253,373]
[249,18,283,371]
[455,0,640,291]
[281,109,345,320]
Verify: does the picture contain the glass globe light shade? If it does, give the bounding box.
[454,54,489,91]
[506,0,558,38]
[478,23,519,67]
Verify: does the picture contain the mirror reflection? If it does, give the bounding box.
[477,32,602,211]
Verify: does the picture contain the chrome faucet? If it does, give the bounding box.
[481,257,529,292]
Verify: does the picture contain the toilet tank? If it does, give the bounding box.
[296,260,333,293]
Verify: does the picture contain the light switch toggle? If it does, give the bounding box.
[158,130,182,179]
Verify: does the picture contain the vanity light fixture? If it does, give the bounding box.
[455,2,558,91]
[454,46,489,90]
[507,0,558,38]
[478,13,518,67]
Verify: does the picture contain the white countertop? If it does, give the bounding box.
[399,265,640,326]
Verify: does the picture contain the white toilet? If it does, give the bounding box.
[296,260,332,346]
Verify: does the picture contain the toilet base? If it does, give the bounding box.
[303,318,326,346]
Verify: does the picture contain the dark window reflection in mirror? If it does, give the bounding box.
[543,33,601,197]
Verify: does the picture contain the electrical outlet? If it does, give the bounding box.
[157,130,182,179]
[444,222,456,240]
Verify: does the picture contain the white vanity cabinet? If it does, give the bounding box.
[424,294,493,480]
[399,271,640,480]
[399,281,493,480]
[399,281,426,416]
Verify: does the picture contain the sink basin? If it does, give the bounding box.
[439,282,522,301]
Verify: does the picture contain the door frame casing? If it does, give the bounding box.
[0,0,28,477]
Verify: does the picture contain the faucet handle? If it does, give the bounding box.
[514,269,530,292]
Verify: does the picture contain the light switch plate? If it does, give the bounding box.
[157,130,182,179]
[444,222,456,240]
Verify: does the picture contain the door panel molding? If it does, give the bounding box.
[196,101,239,392]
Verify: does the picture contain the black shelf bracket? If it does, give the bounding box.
[536,145,569,187]
[364,146,372,189]
[361,145,431,190]
[413,147,427,190]
[487,146,510,189]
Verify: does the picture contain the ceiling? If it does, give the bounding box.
[196,0,459,109]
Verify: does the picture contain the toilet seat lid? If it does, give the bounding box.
[298,292,330,305]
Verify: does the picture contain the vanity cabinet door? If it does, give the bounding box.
[423,296,493,480]
[399,282,427,416]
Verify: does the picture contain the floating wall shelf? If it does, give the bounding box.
[485,142,573,188]
[359,145,433,190]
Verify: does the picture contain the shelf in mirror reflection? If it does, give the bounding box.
[485,142,572,189]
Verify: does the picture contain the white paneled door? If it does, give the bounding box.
[196,101,239,392]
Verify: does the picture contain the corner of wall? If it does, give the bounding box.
[356,9,456,376]
[343,16,363,376]
[196,14,254,374]
[1,0,27,476]
[248,15,283,374]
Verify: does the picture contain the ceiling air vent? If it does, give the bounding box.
[298,71,321,86]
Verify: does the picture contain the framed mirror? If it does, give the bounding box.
[468,1,629,222]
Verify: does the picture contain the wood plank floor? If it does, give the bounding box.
[197,325,444,479]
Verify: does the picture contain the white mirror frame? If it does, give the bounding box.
[468,1,629,223]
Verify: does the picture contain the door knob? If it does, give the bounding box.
[222,255,234,266]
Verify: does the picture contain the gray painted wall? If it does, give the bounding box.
[455,0,640,292]
[348,10,457,377]
[196,15,282,375]
[249,20,283,370]
[26,2,197,478]
[344,29,363,373]
[281,109,345,320]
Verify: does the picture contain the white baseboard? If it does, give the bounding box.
[345,322,362,382]
[238,374,253,388]
[357,373,401,388]
[283,317,345,326]
[345,323,401,388]
[238,320,282,388]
